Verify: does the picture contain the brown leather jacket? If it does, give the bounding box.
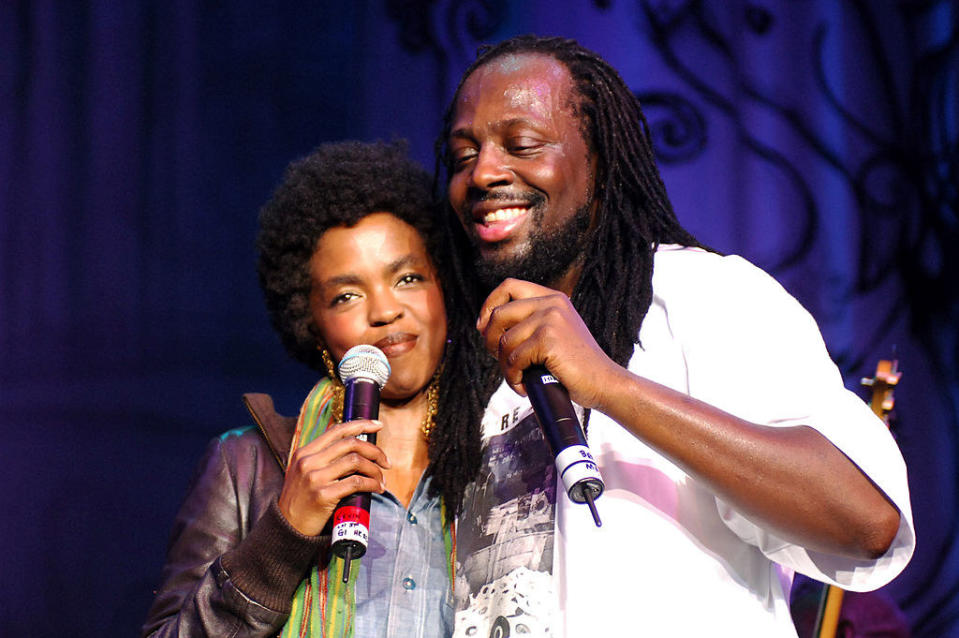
[141,394,324,638]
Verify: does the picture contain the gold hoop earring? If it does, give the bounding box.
[320,347,337,380]
[421,365,442,440]
[319,346,344,424]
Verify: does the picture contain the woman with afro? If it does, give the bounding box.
[142,141,494,638]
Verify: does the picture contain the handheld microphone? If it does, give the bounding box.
[331,344,391,582]
[523,364,605,527]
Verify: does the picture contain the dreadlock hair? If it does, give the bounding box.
[256,139,482,519]
[437,35,708,371]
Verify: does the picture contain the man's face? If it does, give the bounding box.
[447,53,598,291]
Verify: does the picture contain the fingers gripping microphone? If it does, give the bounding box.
[331,344,391,582]
[523,365,605,527]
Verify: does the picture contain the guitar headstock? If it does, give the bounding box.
[860,357,901,427]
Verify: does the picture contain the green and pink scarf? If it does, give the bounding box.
[280,378,455,638]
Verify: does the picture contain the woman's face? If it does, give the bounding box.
[309,212,447,401]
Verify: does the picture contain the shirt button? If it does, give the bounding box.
[407,512,418,525]
[402,577,416,590]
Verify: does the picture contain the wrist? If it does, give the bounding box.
[591,362,644,421]
[221,499,326,612]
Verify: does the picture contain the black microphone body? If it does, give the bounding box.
[523,364,605,525]
[344,378,381,423]
[330,377,381,560]
[330,345,391,575]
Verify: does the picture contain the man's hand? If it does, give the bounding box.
[277,419,390,536]
[477,278,620,410]
[477,280,900,560]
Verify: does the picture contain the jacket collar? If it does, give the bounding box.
[242,393,297,470]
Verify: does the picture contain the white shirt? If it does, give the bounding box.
[478,246,914,637]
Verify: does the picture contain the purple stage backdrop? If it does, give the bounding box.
[2,1,957,636]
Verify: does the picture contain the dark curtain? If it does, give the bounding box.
[1,1,956,635]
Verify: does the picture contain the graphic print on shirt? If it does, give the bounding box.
[453,411,556,638]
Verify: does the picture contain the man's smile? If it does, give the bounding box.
[481,206,528,224]
[471,204,532,243]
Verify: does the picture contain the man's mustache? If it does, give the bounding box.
[462,189,546,213]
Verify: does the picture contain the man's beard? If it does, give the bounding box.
[470,201,593,293]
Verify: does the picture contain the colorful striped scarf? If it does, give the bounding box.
[280,377,455,638]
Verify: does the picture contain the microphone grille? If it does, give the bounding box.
[337,344,391,388]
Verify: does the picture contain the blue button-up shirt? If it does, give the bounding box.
[353,475,452,638]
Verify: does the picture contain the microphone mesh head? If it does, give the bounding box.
[337,344,391,388]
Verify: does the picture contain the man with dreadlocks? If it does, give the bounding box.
[438,35,914,637]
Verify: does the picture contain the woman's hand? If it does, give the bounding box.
[277,419,391,536]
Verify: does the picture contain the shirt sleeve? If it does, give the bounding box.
[141,431,324,637]
[665,251,915,591]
